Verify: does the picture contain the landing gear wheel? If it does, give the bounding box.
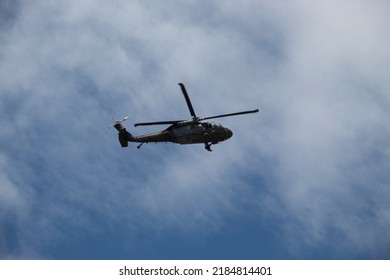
[204,143,212,152]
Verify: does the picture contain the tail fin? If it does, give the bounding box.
[110,116,133,148]
[118,130,133,147]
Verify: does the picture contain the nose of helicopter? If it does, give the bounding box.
[224,128,233,139]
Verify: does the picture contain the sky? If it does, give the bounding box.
[1,0,390,260]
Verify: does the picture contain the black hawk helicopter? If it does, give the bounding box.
[110,83,259,151]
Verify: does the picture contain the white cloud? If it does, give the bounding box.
[249,0,390,257]
[0,0,389,258]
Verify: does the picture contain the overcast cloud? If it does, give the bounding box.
[1,0,389,259]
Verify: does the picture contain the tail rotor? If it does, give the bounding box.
[109,116,133,148]
[108,116,129,129]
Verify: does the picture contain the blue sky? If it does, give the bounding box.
[1,0,390,259]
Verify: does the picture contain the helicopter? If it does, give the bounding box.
[110,83,259,151]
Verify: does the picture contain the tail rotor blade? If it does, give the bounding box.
[108,115,129,129]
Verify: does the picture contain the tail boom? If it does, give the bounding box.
[114,123,133,148]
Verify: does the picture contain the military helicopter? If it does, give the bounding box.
[110,83,259,151]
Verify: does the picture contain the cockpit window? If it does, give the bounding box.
[201,122,223,129]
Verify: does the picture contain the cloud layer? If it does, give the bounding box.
[1,0,389,259]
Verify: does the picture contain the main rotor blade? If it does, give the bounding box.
[178,83,197,119]
[134,120,184,127]
[201,109,259,121]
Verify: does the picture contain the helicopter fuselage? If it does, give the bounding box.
[111,83,257,151]
[127,121,233,145]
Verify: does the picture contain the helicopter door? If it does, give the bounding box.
[173,126,189,137]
